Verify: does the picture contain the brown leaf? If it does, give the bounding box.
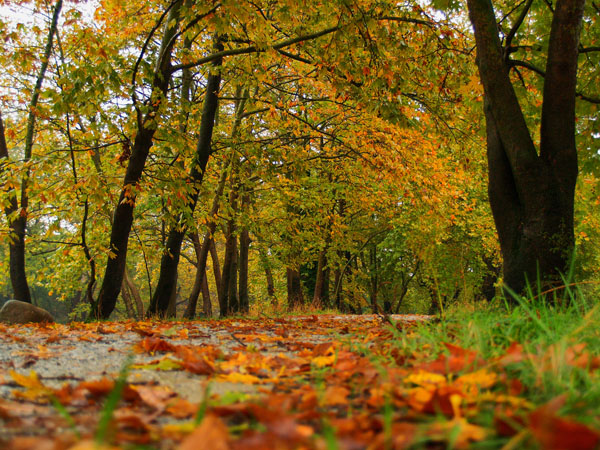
[181,358,216,375]
[134,336,178,354]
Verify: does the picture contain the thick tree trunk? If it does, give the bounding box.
[147,38,223,317]
[96,1,183,319]
[166,272,178,318]
[287,268,304,310]
[467,0,584,297]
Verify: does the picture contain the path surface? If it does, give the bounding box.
[0,314,429,449]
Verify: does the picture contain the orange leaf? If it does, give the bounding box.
[323,386,350,406]
[134,336,178,354]
[178,414,230,450]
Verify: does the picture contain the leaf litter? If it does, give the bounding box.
[0,314,598,449]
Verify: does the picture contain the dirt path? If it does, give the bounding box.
[0,314,429,449]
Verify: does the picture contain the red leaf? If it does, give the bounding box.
[529,395,600,450]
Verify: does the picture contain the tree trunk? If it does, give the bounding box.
[166,272,178,318]
[123,269,144,319]
[0,1,62,304]
[220,218,239,316]
[120,280,136,319]
[201,269,212,317]
[313,250,329,308]
[287,268,304,310]
[181,88,246,319]
[467,0,584,297]
[394,260,420,314]
[209,238,223,307]
[480,256,500,302]
[96,1,184,319]
[184,232,205,319]
[238,228,250,313]
[334,265,343,311]
[368,246,379,314]
[229,241,239,313]
[258,246,276,303]
[147,36,223,317]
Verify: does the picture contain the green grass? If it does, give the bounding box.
[388,284,600,430]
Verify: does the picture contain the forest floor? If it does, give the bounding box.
[0,306,599,449]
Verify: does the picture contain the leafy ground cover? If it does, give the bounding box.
[1,297,600,449]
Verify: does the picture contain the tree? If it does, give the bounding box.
[95,0,184,319]
[466,0,586,296]
[146,37,223,317]
[0,0,63,303]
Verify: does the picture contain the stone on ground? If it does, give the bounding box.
[0,300,55,324]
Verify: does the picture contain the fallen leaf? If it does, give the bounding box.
[529,395,600,450]
[323,385,350,406]
[10,370,52,401]
[178,414,230,450]
[218,372,264,384]
[132,357,183,371]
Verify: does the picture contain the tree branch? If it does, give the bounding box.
[170,25,340,73]
[504,0,534,52]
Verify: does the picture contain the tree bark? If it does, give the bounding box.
[184,232,205,319]
[467,0,584,296]
[313,250,329,308]
[147,37,223,317]
[166,272,178,318]
[201,269,212,316]
[120,280,136,319]
[258,246,276,303]
[287,268,304,310]
[96,1,184,319]
[238,228,250,313]
[220,216,239,315]
[209,238,223,307]
[123,269,144,319]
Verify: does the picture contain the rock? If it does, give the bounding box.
[0,300,55,325]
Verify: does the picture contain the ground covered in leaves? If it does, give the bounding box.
[1,313,599,449]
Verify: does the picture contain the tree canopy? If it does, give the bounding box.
[0,0,598,320]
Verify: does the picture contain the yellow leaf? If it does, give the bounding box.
[312,354,336,368]
[10,370,52,401]
[218,372,263,384]
[404,370,446,387]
